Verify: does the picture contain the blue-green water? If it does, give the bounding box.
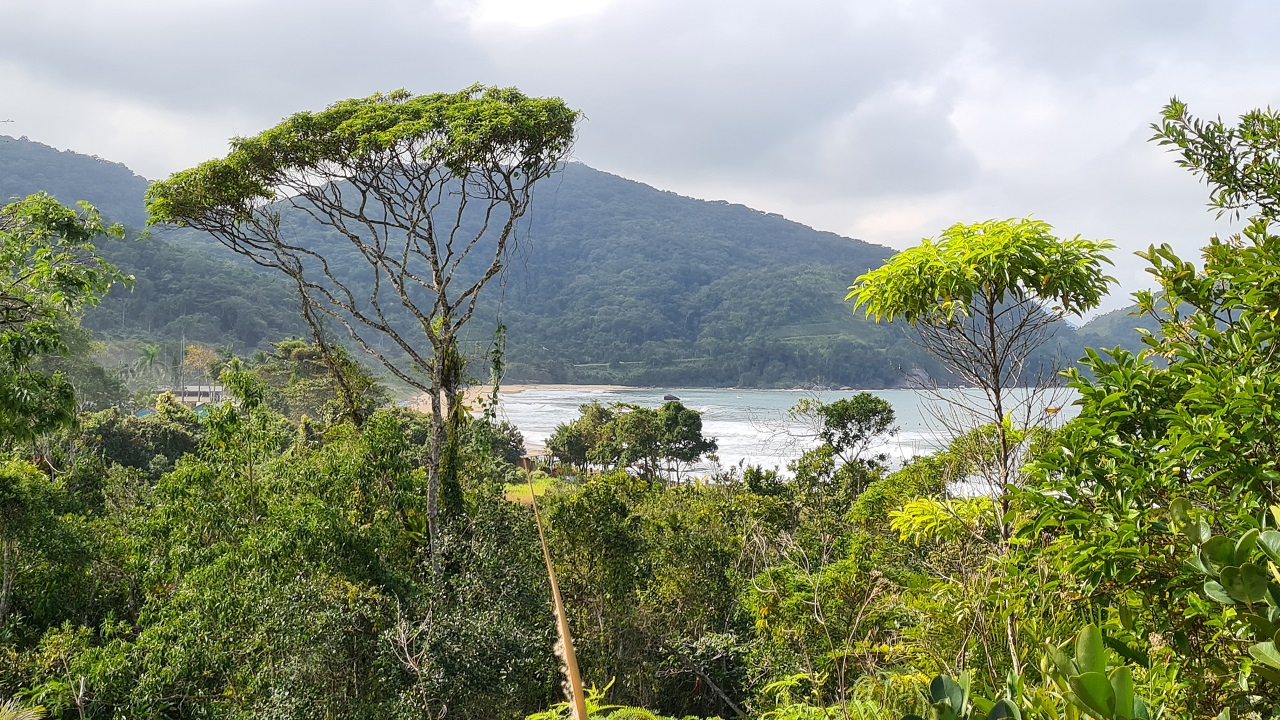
[493,386,1078,472]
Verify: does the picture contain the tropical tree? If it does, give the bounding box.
[128,343,162,385]
[847,219,1113,678]
[0,194,126,443]
[249,339,388,422]
[1,193,124,333]
[657,400,717,482]
[847,218,1114,529]
[548,401,716,481]
[146,85,581,548]
[789,393,896,469]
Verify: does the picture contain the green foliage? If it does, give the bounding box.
[15,93,1280,720]
[1040,625,1161,720]
[0,193,127,442]
[5,133,1156,390]
[1173,507,1280,690]
[0,193,126,331]
[249,338,388,422]
[744,548,901,705]
[548,401,716,480]
[146,85,583,551]
[1152,98,1280,221]
[148,86,580,224]
[1071,305,1162,358]
[75,405,201,477]
[890,496,996,546]
[790,394,896,468]
[0,141,275,403]
[895,627,1161,720]
[525,683,716,720]
[0,697,45,720]
[0,323,76,443]
[1020,98,1280,716]
[85,231,306,351]
[33,321,127,413]
[4,134,922,389]
[848,218,1114,325]
[848,453,951,526]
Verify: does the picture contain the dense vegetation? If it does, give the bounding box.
[4,94,1280,720]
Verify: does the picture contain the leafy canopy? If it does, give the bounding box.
[1017,98,1280,713]
[847,217,1115,324]
[1152,97,1280,221]
[1,194,127,441]
[145,85,582,225]
[1,193,125,330]
[790,394,895,468]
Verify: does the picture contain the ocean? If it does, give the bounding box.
[489,386,1079,473]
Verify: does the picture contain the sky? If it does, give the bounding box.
[1,0,1274,313]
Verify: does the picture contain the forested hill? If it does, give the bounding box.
[1,135,1153,387]
[481,163,925,387]
[0,135,150,227]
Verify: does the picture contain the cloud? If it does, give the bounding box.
[3,0,1278,304]
[790,83,977,196]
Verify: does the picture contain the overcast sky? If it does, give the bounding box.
[2,0,1273,312]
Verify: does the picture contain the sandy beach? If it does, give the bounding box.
[459,382,624,406]
[411,383,623,410]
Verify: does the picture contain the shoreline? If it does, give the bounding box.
[424,383,916,413]
[409,384,626,415]
[415,382,934,416]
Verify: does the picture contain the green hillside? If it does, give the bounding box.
[1,136,306,350]
[158,161,940,387]
[0,135,150,228]
[481,164,927,386]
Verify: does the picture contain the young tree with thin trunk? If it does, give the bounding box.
[847,217,1114,676]
[849,218,1113,529]
[146,85,580,551]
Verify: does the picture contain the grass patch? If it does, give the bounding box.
[504,473,561,505]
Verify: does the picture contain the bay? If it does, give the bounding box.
[491,386,1079,473]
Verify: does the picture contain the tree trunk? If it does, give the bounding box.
[0,539,17,632]
[424,321,468,557]
[298,294,367,426]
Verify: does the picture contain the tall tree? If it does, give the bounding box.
[848,218,1113,530]
[657,400,716,482]
[847,217,1113,675]
[1023,99,1280,713]
[789,393,896,469]
[146,85,581,548]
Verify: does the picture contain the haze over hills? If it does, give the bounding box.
[1,135,1153,387]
